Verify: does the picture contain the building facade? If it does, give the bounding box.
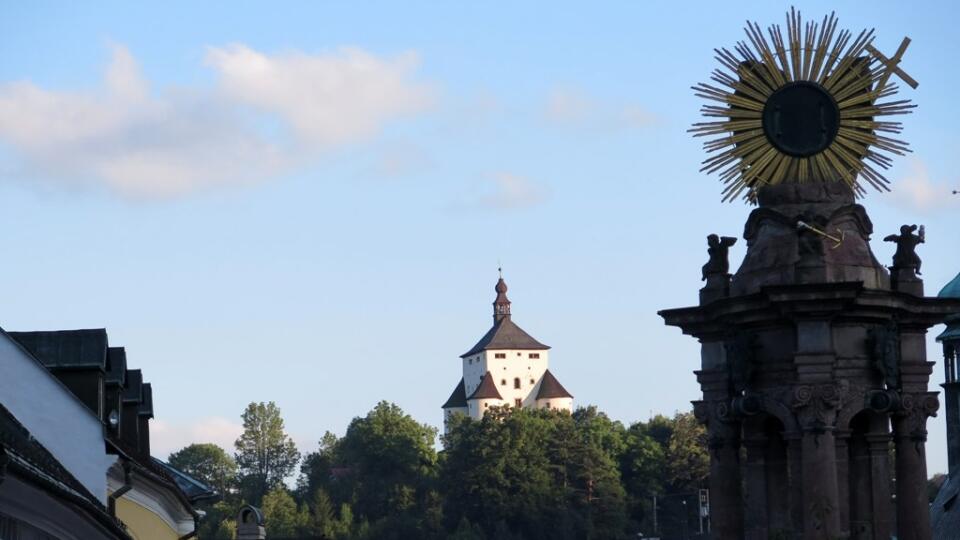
[442,275,572,425]
[0,328,213,540]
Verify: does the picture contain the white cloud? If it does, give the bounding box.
[0,44,433,198]
[205,45,432,146]
[482,172,548,210]
[544,87,657,130]
[889,160,960,213]
[151,416,244,460]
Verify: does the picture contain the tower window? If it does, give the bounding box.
[514,398,522,407]
[529,353,540,359]
[545,401,551,409]
[529,378,535,385]
[495,353,506,359]
[513,378,521,389]
[501,379,507,386]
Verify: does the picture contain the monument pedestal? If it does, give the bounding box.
[660,183,960,539]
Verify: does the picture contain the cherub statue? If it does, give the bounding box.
[884,224,925,274]
[702,234,738,281]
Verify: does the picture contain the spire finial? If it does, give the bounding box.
[493,269,511,323]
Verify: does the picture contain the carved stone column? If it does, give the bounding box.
[742,435,769,540]
[694,399,743,539]
[892,392,938,540]
[793,384,842,539]
[833,429,850,537]
[865,432,893,540]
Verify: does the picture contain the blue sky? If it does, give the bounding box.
[1,1,959,475]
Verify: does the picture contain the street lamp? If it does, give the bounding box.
[681,499,688,540]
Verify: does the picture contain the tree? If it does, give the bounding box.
[261,486,304,537]
[334,401,439,533]
[168,443,238,499]
[234,401,301,503]
[665,412,708,491]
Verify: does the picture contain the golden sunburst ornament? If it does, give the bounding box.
[691,9,918,202]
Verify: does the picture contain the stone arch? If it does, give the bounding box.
[759,392,801,434]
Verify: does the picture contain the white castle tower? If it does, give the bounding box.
[442,273,573,425]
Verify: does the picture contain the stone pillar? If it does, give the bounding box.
[786,433,804,535]
[833,430,850,537]
[765,431,791,535]
[793,384,842,540]
[707,419,744,539]
[865,432,893,540]
[743,435,769,540]
[892,392,938,540]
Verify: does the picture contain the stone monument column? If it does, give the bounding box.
[892,391,938,539]
[865,432,893,539]
[793,384,842,539]
[742,433,769,540]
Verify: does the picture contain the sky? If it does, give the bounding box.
[1,1,958,476]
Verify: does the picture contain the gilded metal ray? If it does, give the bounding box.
[690,8,917,202]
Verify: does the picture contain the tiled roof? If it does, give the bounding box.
[152,458,218,503]
[442,378,468,409]
[536,370,573,399]
[8,329,108,370]
[932,473,960,536]
[0,403,130,539]
[461,317,549,358]
[467,371,503,400]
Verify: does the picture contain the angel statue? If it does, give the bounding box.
[884,224,925,275]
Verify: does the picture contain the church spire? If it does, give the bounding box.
[493,268,511,323]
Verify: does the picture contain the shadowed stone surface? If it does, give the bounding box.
[661,181,960,539]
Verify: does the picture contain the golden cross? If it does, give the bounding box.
[866,37,919,91]
[797,221,846,250]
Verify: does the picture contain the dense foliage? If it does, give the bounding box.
[234,401,301,503]
[175,401,709,539]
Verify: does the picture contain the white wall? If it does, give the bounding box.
[536,397,574,413]
[0,331,114,503]
[482,349,549,408]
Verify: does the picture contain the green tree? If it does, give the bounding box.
[333,402,439,522]
[261,486,304,537]
[168,443,238,499]
[665,412,708,491]
[234,402,301,504]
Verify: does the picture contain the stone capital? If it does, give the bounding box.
[792,383,844,432]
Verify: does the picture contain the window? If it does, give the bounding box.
[514,398,522,407]
[514,378,521,389]
[495,353,506,359]
[529,378,535,385]
[501,379,507,386]
[529,353,540,359]
[545,401,551,409]
[516,352,521,356]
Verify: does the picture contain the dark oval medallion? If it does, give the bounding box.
[761,81,840,157]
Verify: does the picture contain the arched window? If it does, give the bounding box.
[514,378,521,389]
[501,379,507,386]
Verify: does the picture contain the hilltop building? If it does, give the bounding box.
[442,274,573,425]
